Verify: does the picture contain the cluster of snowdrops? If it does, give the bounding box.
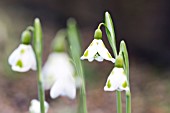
[8,12,131,113]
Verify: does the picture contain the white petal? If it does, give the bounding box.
[64,76,76,99]
[97,40,115,63]
[50,79,64,99]
[50,76,76,99]
[104,74,119,91]
[81,39,98,60]
[8,47,19,65]
[87,57,94,62]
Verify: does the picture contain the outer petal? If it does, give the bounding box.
[81,39,98,61]
[97,40,115,63]
[8,47,20,66]
[50,79,64,99]
[117,75,129,91]
[50,76,76,99]
[63,76,76,99]
[104,73,119,91]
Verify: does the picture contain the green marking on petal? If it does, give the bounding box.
[122,81,127,88]
[84,50,89,57]
[107,52,112,58]
[20,49,25,54]
[16,59,23,68]
[107,80,111,88]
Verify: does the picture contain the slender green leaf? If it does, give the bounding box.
[105,12,117,57]
[120,40,129,82]
[33,18,45,113]
[67,18,87,113]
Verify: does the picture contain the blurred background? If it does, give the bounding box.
[0,0,170,113]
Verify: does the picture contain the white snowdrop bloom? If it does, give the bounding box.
[104,67,129,92]
[8,44,36,72]
[29,99,49,113]
[42,52,76,99]
[81,39,115,63]
[50,75,76,99]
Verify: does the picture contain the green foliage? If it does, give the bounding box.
[67,18,87,113]
[120,41,129,81]
[105,12,117,57]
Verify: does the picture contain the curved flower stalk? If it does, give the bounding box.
[42,52,76,99]
[8,44,36,72]
[29,99,49,113]
[81,29,115,63]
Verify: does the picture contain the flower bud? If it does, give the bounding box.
[21,30,31,44]
[94,29,102,39]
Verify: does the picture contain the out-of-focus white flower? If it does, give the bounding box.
[42,52,76,99]
[50,75,76,99]
[8,44,36,72]
[29,99,49,113]
[104,67,129,91]
[80,39,115,63]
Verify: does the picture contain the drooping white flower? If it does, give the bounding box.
[29,99,49,113]
[81,39,115,63]
[104,67,129,91]
[8,44,36,72]
[42,52,76,99]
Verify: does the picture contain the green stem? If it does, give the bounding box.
[26,26,34,32]
[79,65,87,113]
[126,91,131,113]
[34,18,45,113]
[116,91,122,113]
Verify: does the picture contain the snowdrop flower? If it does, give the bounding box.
[8,44,36,72]
[42,52,76,99]
[81,29,115,63]
[104,67,129,91]
[29,99,49,113]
